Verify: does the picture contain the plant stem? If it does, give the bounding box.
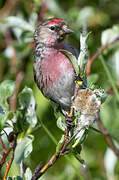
[0,146,11,170]
[3,155,14,180]
[40,119,57,145]
[100,55,119,101]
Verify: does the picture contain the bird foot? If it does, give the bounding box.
[65,107,75,128]
[66,116,75,128]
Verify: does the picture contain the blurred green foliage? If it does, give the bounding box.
[0,0,119,179]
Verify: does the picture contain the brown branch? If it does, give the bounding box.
[3,146,16,180]
[86,35,119,76]
[0,146,11,170]
[9,71,24,112]
[96,112,119,159]
[0,132,17,173]
[0,0,19,20]
[0,137,6,151]
[3,28,19,75]
[31,126,84,180]
[31,143,65,179]
[31,153,59,180]
[107,81,119,95]
[3,155,14,180]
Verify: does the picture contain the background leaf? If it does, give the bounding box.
[18,87,37,128]
[24,168,32,180]
[14,135,34,164]
[4,16,34,32]
[0,80,15,109]
[0,80,15,131]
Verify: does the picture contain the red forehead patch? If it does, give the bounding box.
[48,18,64,25]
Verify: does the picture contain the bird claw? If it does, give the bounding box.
[66,116,75,128]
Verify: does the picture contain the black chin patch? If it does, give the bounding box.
[57,34,65,43]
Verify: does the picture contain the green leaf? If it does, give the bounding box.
[7,177,13,180]
[87,73,99,86]
[72,144,85,164]
[78,33,89,79]
[57,117,66,131]
[51,101,65,127]
[0,112,8,132]
[60,49,79,75]
[72,128,87,148]
[24,168,32,180]
[18,87,37,128]
[56,135,64,155]
[0,80,15,132]
[14,135,34,164]
[4,16,34,32]
[74,153,85,164]
[21,30,33,43]
[101,25,119,45]
[73,143,82,154]
[0,80,15,109]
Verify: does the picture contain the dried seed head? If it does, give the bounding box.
[72,88,102,126]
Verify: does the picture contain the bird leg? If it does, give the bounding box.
[66,107,75,129]
[66,79,83,129]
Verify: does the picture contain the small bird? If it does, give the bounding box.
[34,18,79,115]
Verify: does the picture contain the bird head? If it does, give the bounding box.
[34,18,73,47]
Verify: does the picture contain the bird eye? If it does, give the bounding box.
[49,25,55,30]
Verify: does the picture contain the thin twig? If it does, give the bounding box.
[86,35,119,76]
[61,126,85,154]
[3,141,16,180]
[0,136,6,151]
[2,133,17,179]
[0,146,11,170]
[96,112,119,159]
[0,132,17,176]
[3,154,14,180]
[31,153,59,180]
[9,71,24,112]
